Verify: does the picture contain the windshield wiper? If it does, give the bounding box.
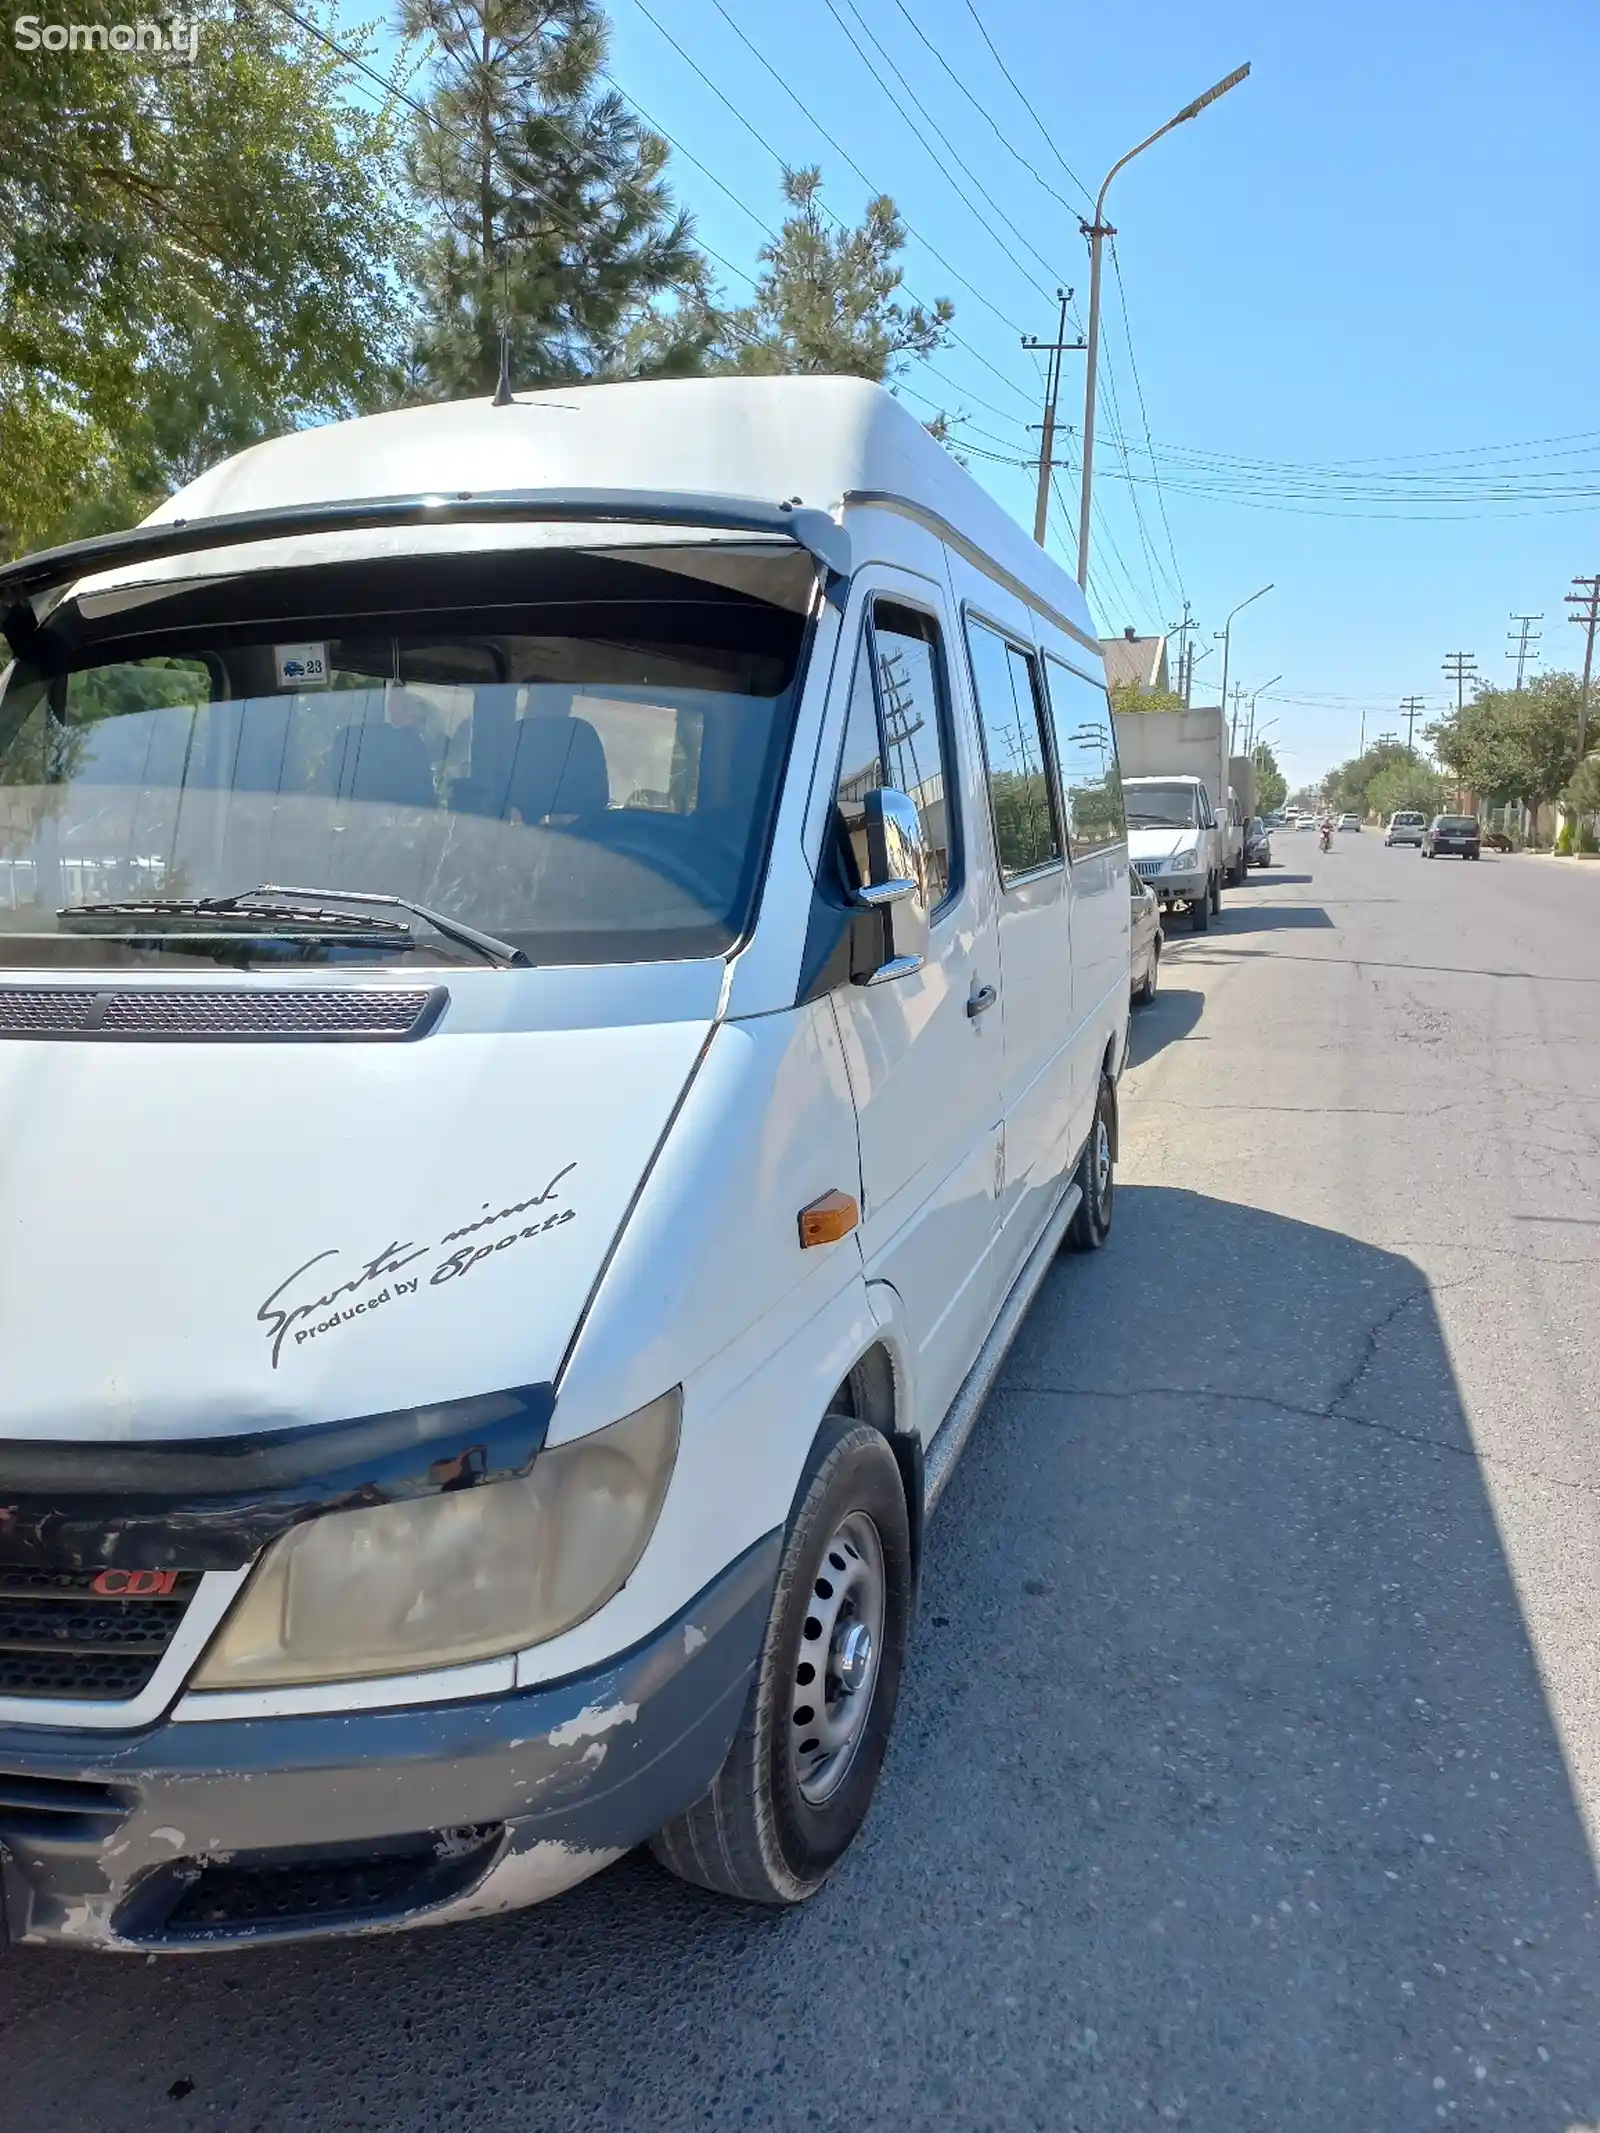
[58,886,529,968]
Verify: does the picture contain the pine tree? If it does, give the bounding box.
[400,0,711,396]
[719,168,952,380]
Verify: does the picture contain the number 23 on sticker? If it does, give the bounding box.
[275,642,329,689]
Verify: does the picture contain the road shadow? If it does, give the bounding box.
[3,1192,1596,2133]
[1246,869,1314,885]
[1128,983,1203,1066]
[1210,902,1335,933]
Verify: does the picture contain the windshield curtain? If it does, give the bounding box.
[1124,782,1199,830]
[0,549,811,969]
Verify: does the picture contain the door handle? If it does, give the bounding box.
[967,982,998,1019]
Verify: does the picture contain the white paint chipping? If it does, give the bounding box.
[547,1699,639,1747]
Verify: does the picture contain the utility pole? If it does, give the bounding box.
[1566,575,1599,757]
[1168,600,1196,702]
[1228,682,1247,752]
[1441,651,1477,715]
[1023,290,1085,549]
[1507,612,1543,689]
[1399,696,1426,755]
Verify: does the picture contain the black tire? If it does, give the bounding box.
[1133,939,1158,1004]
[1189,885,1210,933]
[1066,1072,1116,1251]
[649,1421,911,1906]
[1469,850,1480,861]
[1211,872,1224,915]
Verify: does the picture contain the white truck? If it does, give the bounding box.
[1112,706,1234,931]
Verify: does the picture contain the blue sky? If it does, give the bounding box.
[366,0,1600,790]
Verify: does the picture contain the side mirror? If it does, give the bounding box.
[852,788,930,986]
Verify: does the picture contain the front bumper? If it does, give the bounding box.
[0,1531,779,1953]
[1147,868,1206,906]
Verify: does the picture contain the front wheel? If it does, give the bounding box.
[650,1421,911,1906]
[1066,1072,1116,1251]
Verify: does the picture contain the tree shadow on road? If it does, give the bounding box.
[1208,903,1335,933]
[3,1194,1596,2133]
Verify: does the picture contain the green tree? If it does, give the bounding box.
[0,3,409,555]
[1563,752,1600,815]
[1366,758,1446,821]
[1427,675,1584,830]
[1251,740,1287,812]
[717,167,952,380]
[1108,680,1186,717]
[1327,739,1410,816]
[401,0,710,396]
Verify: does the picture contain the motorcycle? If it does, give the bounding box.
[1319,822,1334,852]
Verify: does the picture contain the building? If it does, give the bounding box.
[1098,628,1171,696]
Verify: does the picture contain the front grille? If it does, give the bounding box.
[0,986,444,1042]
[1133,859,1164,878]
[0,1568,202,1701]
[155,1826,503,1942]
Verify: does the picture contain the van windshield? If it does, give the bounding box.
[1124,781,1200,829]
[0,546,812,970]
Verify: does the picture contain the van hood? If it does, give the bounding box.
[1127,826,1200,865]
[0,1017,712,1442]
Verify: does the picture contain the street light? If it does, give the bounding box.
[1217,585,1273,750]
[1076,64,1251,590]
[1245,675,1281,755]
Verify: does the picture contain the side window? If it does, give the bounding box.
[833,600,956,910]
[1043,655,1125,857]
[965,618,1061,883]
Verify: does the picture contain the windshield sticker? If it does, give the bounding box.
[274,642,329,689]
[256,1162,578,1367]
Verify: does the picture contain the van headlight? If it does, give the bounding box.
[1169,847,1199,871]
[192,1391,680,1690]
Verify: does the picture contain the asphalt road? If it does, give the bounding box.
[6,836,1600,2132]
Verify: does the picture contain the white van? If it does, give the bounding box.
[0,377,1128,1952]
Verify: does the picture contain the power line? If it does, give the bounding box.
[1108,236,1185,607]
[957,0,1094,208]
[826,0,1068,295]
[602,71,776,258]
[885,0,1084,217]
[687,0,1035,346]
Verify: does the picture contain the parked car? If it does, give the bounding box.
[1124,774,1223,934]
[1384,811,1426,846]
[1244,816,1273,868]
[1422,813,1482,858]
[1131,870,1162,1002]
[0,375,1132,1953]
[1338,812,1361,832]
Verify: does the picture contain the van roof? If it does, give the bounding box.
[46,377,1097,643]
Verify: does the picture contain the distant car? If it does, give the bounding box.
[1422,813,1481,859]
[1263,811,1287,829]
[1296,813,1316,830]
[1338,812,1361,832]
[1244,816,1273,868]
[1385,810,1426,846]
[1130,870,1162,1004]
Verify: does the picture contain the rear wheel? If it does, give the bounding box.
[1134,939,1159,1004]
[649,1421,911,1906]
[1067,1072,1116,1251]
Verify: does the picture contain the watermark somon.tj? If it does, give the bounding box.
[14,12,199,54]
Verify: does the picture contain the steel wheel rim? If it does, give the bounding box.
[789,1510,886,1806]
[1094,1112,1112,1211]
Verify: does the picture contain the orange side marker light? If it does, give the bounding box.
[798,1189,860,1249]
